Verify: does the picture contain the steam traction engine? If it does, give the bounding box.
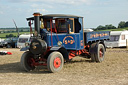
[20,13,110,73]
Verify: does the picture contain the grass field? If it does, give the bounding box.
[97,27,128,31]
[0,32,30,38]
[0,48,128,85]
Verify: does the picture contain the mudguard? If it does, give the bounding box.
[50,46,69,60]
[50,46,61,51]
[89,41,106,54]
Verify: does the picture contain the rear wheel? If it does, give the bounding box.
[90,43,105,62]
[90,43,97,62]
[95,44,105,62]
[20,51,35,72]
[47,52,64,73]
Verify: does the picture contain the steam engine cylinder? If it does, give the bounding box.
[30,39,47,55]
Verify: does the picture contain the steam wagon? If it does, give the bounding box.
[20,13,110,73]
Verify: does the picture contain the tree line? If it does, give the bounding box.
[6,34,16,38]
[0,27,31,33]
[94,21,128,31]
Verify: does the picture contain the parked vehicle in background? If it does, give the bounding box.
[105,31,128,48]
[0,38,5,47]
[0,37,18,48]
[17,34,32,48]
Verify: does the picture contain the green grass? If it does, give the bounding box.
[0,32,30,38]
[97,27,128,31]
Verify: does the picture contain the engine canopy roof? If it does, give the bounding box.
[27,14,83,21]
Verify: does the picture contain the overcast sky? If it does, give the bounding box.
[0,0,128,28]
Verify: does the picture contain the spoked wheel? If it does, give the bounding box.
[47,52,64,73]
[20,51,35,72]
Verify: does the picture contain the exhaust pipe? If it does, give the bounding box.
[33,12,40,37]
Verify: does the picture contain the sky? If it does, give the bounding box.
[0,0,128,28]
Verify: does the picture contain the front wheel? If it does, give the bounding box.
[20,51,35,72]
[47,52,64,73]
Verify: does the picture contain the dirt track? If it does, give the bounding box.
[0,48,128,85]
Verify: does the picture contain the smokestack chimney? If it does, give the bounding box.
[33,12,40,37]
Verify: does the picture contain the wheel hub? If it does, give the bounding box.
[28,58,34,67]
[54,57,61,68]
[99,49,103,58]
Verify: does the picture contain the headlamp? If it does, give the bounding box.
[57,41,62,46]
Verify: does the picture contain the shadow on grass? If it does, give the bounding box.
[0,62,50,74]
[0,58,92,74]
[66,59,92,64]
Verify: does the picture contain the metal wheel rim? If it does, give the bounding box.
[99,48,104,58]
[53,57,61,68]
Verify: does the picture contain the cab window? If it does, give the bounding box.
[44,19,54,31]
[57,19,67,33]
[69,18,74,33]
[43,18,75,34]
